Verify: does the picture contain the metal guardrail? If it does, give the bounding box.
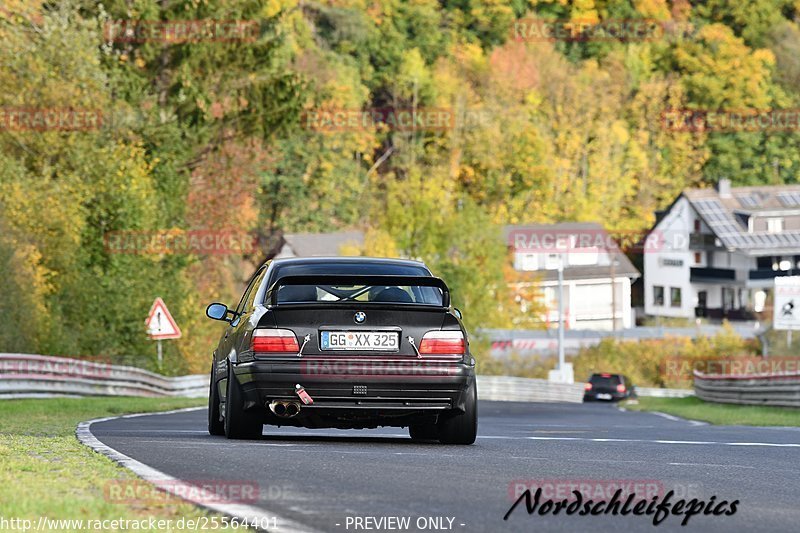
[0,353,206,399]
[1,353,687,404]
[694,370,800,407]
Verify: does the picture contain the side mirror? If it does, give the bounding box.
[206,303,230,322]
[453,308,463,320]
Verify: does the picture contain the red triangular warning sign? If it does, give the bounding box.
[145,297,182,340]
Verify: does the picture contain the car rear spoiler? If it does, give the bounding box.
[266,275,450,307]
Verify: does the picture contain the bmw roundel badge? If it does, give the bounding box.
[354,311,366,324]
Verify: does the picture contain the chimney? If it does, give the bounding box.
[717,178,731,198]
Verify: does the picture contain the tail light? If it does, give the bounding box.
[252,329,299,353]
[584,382,592,391]
[616,384,626,393]
[418,331,465,355]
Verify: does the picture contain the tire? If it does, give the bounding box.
[409,420,438,441]
[223,364,263,440]
[437,381,477,445]
[207,366,224,436]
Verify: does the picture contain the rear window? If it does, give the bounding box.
[267,262,443,306]
[589,374,622,387]
[274,283,443,305]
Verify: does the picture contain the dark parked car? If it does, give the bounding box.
[205,257,477,444]
[583,373,636,402]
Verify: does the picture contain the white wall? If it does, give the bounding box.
[540,277,633,330]
[644,197,693,317]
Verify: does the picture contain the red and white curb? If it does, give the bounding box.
[76,407,320,533]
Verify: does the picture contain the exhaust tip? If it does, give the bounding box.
[269,400,300,418]
[269,401,287,416]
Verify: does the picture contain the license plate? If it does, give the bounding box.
[597,393,612,400]
[320,331,399,351]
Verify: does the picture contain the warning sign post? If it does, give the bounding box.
[145,297,182,367]
[774,277,800,350]
[774,277,800,330]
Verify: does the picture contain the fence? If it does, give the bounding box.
[485,324,760,358]
[0,353,206,399]
[694,370,800,407]
[635,387,693,398]
[1,353,688,403]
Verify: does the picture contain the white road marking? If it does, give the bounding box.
[646,411,708,427]
[525,436,800,447]
[98,426,800,450]
[78,408,322,533]
[101,429,210,433]
[651,412,682,422]
[668,462,757,469]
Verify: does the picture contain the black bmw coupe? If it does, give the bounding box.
[205,257,477,444]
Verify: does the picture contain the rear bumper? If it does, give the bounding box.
[231,358,474,417]
[583,391,627,402]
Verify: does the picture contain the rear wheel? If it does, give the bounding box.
[207,366,224,436]
[224,364,263,440]
[437,381,477,445]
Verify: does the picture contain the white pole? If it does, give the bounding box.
[157,339,163,369]
[557,253,565,373]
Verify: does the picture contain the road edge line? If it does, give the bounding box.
[76,407,321,533]
[617,405,708,426]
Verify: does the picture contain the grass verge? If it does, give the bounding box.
[624,396,800,426]
[0,397,241,532]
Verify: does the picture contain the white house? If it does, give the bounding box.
[644,179,800,320]
[274,231,364,258]
[504,223,640,331]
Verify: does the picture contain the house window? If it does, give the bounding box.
[653,286,665,306]
[544,253,562,270]
[722,287,735,310]
[694,219,701,232]
[515,253,539,271]
[694,252,701,264]
[670,287,682,308]
[767,218,784,233]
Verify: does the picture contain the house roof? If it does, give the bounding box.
[280,231,364,257]
[682,184,800,255]
[503,223,641,281]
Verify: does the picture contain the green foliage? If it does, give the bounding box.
[3,0,800,371]
[572,324,757,388]
[0,397,239,531]
[626,396,800,427]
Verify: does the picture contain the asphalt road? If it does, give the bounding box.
[89,401,800,533]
